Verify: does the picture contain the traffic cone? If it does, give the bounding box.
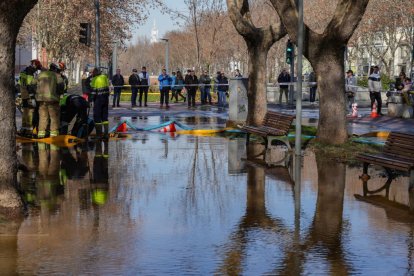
[116,122,128,133]
[160,123,176,132]
[371,102,378,118]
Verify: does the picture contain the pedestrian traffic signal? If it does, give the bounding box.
[286,39,294,65]
[79,23,91,46]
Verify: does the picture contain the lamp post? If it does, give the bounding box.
[95,0,101,68]
[160,38,169,73]
[295,0,304,156]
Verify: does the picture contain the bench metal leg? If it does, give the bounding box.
[267,136,291,150]
[363,163,369,174]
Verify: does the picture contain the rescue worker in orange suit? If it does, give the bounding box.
[18,59,42,137]
[35,63,65,138]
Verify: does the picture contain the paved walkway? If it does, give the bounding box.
[16,85,414,136]
[268,102,414,135]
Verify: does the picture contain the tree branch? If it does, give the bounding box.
[324,0,370,42]
[226,0,258,39]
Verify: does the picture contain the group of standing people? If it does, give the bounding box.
[111,67,151,108]
[157,69,229,108]
[276,69,317,105]
[18,59,80,139]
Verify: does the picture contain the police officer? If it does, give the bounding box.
[18,59,42,137]
[60,94,94,138]
[90,68,110,138]
[35,63,65,138]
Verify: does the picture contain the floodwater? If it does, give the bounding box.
[2,115,414,275]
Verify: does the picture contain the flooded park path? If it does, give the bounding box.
[3,112,414,275]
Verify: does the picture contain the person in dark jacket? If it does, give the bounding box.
[277,69,290,104]
[128,69,140,107]
[60,94,94,138]
[199,70,212,105]
[185,70,199,107]
[308,71,317,104]
[217,72,229,108]
[138,66,150,107]
[111,68,124,108]
[172,71,186,102]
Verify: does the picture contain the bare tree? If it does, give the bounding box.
[226,0,286,125]
[270,0,370,144]
[0,0,38,216]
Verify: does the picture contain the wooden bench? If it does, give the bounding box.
[242,111,295,149]
[356,132,414,189]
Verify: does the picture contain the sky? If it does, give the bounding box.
[130,0,188,44]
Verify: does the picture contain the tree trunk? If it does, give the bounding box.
[0,1,38,216]
[311,49,348,144]
[246,43,269,125]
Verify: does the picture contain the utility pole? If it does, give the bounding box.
[95,0,100,68]
[289,48,295,106]
[160,38,169,73]
[295,0,304,156]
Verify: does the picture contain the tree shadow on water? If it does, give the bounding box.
[215,143,351,274]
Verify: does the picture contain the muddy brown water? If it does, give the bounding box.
[2,117,414,275]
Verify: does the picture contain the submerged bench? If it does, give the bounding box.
[356,132,414,189]
[242,111,295,149]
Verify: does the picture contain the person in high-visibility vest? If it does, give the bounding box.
[35,63,65,138]
[90,68,110,138]
[18,59,42,137]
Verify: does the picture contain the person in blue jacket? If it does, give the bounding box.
[158,69,172,108]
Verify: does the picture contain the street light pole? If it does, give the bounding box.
[95,0,101,68]
[295,0,304,156]
[160,38,169,73]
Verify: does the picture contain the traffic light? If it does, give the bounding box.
[286,39,294,65]
[79,23,91,46]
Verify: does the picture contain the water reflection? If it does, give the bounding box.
[218,143,291,275]
[218,145,350,274]
[1,132,414,274]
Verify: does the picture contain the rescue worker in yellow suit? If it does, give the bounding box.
[18,59,42,137]
[90,68,110,139]
[35,63,65,138]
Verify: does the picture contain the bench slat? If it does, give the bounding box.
[243,112,294,144]
[357,132,414,173]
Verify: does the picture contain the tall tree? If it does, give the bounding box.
[270,0,370,144]
[0,0,38,216]
[226,0,286,125]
